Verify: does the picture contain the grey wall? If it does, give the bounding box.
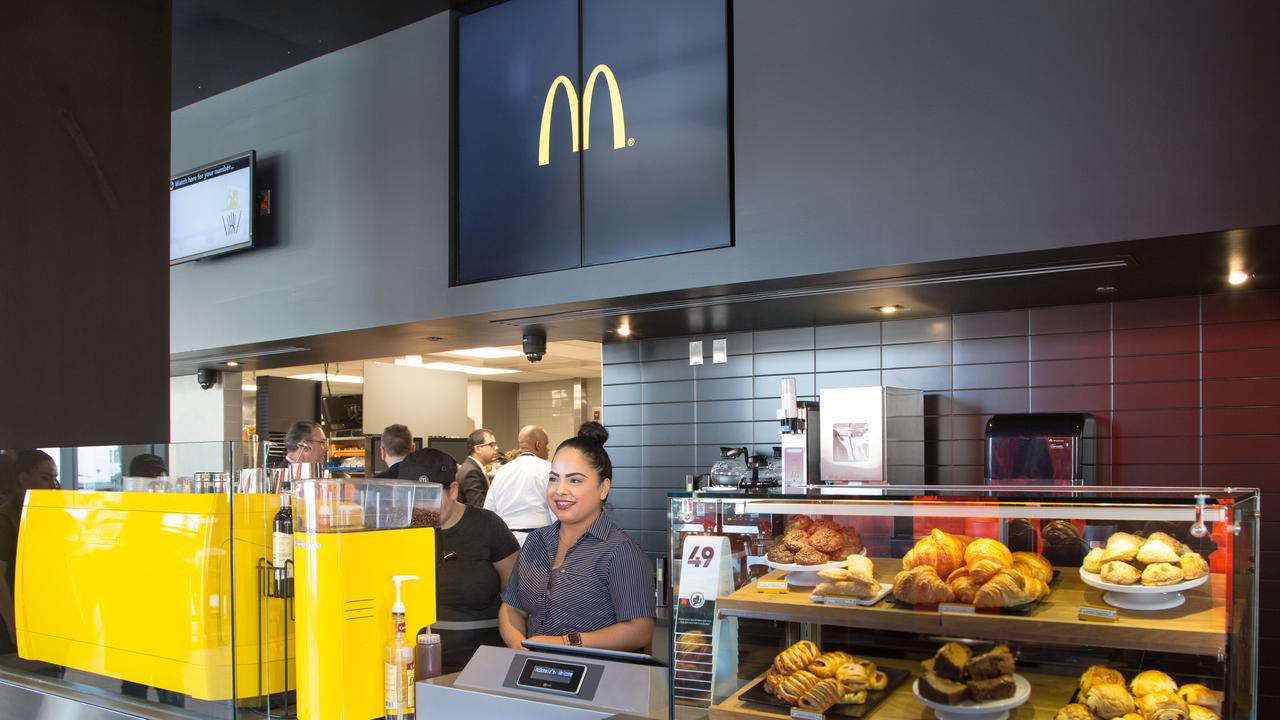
[171,1,1280,354]
[2,0,170,447]
[481,380,519,451]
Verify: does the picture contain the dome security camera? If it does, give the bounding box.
[523,331,547,363]
[197,368,221,390]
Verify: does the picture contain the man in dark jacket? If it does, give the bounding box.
[455,428,497,507]
[374,424,414,478]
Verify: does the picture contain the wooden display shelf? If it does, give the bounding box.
[708,657,1078,719]
[717,561,1227,657]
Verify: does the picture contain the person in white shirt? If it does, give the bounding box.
[483,425,553,545]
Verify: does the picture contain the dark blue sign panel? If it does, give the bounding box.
[456,0,730,284]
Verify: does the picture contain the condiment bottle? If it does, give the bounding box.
[416,631,442,680]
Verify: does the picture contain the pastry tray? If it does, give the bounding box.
[889,571,1061,616]
[807,583,893,607]
[737,665,912,718]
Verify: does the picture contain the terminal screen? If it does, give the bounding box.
[516,658,587,694]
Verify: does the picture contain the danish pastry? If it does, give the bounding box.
[835,662,869,692]
[1055,703,1095,720]
[808,651,855,678]
[1176,683,1220,713]
[1130,670,1178,697]
[772,640,820,675]
[797,678,842,713]
[1187,705,1220,720]
[1084,682,1136,719]
[774,670,820,705]
[1080,665,1126,695]
[1136,690,1189,720]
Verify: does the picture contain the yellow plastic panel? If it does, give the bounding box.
[15,490,293,701]
[294,527,436,720]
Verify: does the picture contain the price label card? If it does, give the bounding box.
[790,708,824,720]
[756,579,789,593]
[1078,605,1119,622]
[938,603,976,614]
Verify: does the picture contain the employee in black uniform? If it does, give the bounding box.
[498,422,655,652]
[399,448,519,673]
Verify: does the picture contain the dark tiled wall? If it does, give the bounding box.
[602,289,1279,694]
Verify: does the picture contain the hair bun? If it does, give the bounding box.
[576,421,609,447]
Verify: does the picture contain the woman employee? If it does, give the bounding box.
[399,448,520,673]
[498,422,656,651]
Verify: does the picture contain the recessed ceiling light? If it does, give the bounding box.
[419,362,520,376]
[440,347,526,359]
[616,323,632,337]
[872,305,906,314]
[1096,286,1117,294]
[226,361,239,367]
[288,373,364,384]
[394,355,425,366]
[1228,271,1251,286]
[243,383,258,392]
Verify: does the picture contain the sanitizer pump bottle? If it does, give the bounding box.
[384,575,419,720]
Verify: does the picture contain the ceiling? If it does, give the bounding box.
[173,0,465,110]
[246,340,602,395]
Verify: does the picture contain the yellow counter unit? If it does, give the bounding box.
[15,490,293,701]
[294,525,436,720]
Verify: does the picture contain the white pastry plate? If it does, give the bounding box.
[913,673,1031,720]
[765,551,866,586]
[1078,568,1209,610]
[807,582,893,606]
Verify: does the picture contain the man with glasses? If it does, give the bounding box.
[456,428,498,507]
[282,420,328,469]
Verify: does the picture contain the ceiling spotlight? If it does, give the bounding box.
[226,361,240,367]
[1096,286,1117,294]
[1228,271,1251,286]
[616,323,632,337]
[873,305,906,315]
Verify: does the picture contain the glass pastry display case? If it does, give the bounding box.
[666,486,1257,720]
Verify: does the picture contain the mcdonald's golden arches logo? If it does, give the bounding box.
[538,63,631,166]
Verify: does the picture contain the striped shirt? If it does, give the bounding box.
[502,510,655,637]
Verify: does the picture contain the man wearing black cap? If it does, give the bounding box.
[398,449,518,674]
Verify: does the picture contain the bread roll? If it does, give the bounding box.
[1130,670,1178,697]
[1101,560,1142,585]
[1141,562,1184,586]
[892,565,955,604]
[1177,683,1220,713]
[1084,546,1106,573]
[1179,552,1208,581]
[1080,665,1126,695]
[772,640,820,675]
[1102,532,1143,563]
[1137,690,1189,720]
[965,538,1015,584]
[1137,535,1182,565]
[1012,550,1054,583]
[1085,682,1136,718]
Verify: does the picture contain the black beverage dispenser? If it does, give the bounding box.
[984,413,1097,486]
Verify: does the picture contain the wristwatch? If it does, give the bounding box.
[566,632,583,647]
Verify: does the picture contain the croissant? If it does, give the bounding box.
[1085,682,1136,719]
[797,678,843,712]
[1141,562,1184,586]
[773,640,820,675]
[1130,670,1178,697]
[775,670,820,705]
[974,568,1033,608]
[893,565,955,604]
[809,651,856,678]
[966,538,1014,584]
[1102,532,1143,563]
[1179,552,1208,581]
[903,528,967,579]
[846,553,875,582]
[1083,547,1106,573]
[1177,683,1220,713]
[1101,560,1142,585]
[1137,690,1189,720]
[1080,665,1127,695]
[836,662,869,691]
[1022,575,1050,601]
[1137,535,1182,565]
[1012,551,1054,583]
[947,567,981,604]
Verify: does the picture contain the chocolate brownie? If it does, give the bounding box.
[967,674,1016,702]
[966,645,1015,680]
[919,670,969,705]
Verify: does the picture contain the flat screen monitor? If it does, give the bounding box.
[170,151,256,265]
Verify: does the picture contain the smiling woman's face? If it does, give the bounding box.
[547,447,610,525]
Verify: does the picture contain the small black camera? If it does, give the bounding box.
[523,330,547,363]
[197,368,221,390]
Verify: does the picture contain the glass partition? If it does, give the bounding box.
[667,486,1259,720]
[0,440,296,719]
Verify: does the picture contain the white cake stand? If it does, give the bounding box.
[1078,568,1209,610]
[764,558,848,586]
[913,674,1031,720]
